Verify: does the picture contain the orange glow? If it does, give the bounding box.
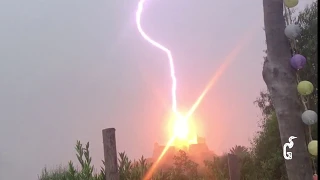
[143,136,176,180]
[143,113,197,180]
[143,27,257,180]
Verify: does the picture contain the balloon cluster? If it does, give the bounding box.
[284,0,318,161]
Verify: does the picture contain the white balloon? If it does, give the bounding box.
[284,24,302,39]
[301,110,317,125]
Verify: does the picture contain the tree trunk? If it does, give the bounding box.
[227,153,240,180]
[102,128,119,180]
[262,0,313,179]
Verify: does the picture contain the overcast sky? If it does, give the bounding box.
[0,0,314,179]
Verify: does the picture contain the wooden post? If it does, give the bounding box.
[102,128,119,180]
[227,153,240,180]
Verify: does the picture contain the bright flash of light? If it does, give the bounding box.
[136,0,195,147]
[170,112,197,146]
[136,1,186,179]
[173,114,189,139]
[135,0,257,179]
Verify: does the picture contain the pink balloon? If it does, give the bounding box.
[290,54,306,70]
[314,174,318,180]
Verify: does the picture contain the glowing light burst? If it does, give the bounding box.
[135,0,256,179]
[136,1,188,178]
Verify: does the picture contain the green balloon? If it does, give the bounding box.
[284,0,299,8]
[297,81,314,95]
[308,140,318,156]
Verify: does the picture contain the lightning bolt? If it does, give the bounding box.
[135,1,186,178]
[136,0,178,115]
[135,0,256,179]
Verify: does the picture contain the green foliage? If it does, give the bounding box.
[254,91,274,118]
[295,1,318,141]
[39,141,105,180]
[250,113,288,180]
[169,150,200,180]
[39,166,69,180]
[204,146,255,180]
[229,145,249,159]
[202,113,287,180]
[204,154,228,180]
[118,152,152,180]
[117,149,204,180]
[39,142,203,180]
[296,1,318,100]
